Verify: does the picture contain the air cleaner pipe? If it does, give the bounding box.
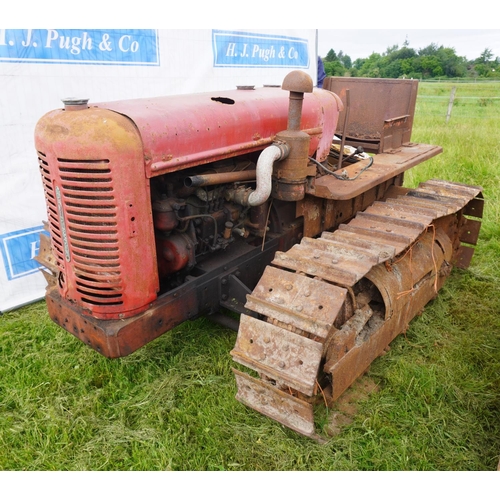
[247,142,290,207]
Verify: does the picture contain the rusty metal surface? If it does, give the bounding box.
[184,170,256,187]
[230,314,324,396]
[312,143,443,200]
[244,266,347,339]
[233,369,316,437]
[328,226,454,401]
[94,86,341,175]
[282,70,314,94]
[45,281,199,358]
[231,179,484,437]
[322,77,419,153]
[298,175,405,238]
[321,230,397,261]
[324,304,373,370]
[34,223,58,289]
[272,235,380,287]
[42,232,287,358]
[454,246,476,269]
[281,71,313,139]
[36,109,160,320]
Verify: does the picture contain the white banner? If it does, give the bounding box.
[0,29,318,312]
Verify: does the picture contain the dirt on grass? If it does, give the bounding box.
[326,376,380,436]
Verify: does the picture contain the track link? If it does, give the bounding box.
[230,179,483,438]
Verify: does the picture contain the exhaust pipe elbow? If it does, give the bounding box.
[247,142,289,207]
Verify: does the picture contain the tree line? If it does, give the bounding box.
[322,42,499,79]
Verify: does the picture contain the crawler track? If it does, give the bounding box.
[231,179,483,438]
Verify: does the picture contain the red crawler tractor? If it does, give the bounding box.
[35,71,483,438]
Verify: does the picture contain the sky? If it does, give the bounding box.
[7,1,500,64]
[318,29,500,62]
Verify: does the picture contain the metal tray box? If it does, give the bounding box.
[323,77,419,153]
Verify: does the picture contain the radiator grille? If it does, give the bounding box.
[38,153,124,306]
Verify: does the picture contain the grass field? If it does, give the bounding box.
[1,81,499,472]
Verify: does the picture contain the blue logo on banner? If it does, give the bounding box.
[0,226,45,280]
[0,29,159,66]
[212,30,309,68]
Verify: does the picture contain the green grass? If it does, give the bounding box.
[1,81,500,471]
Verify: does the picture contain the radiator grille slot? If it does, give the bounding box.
[38,152,65,268]
[38,154,125,307]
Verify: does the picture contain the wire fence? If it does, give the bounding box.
[419,78,500,84]
[418,95,500,99]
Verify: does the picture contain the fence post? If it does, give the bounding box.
[446,87,457,123]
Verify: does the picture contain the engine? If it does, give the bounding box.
[35,71,343,351]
